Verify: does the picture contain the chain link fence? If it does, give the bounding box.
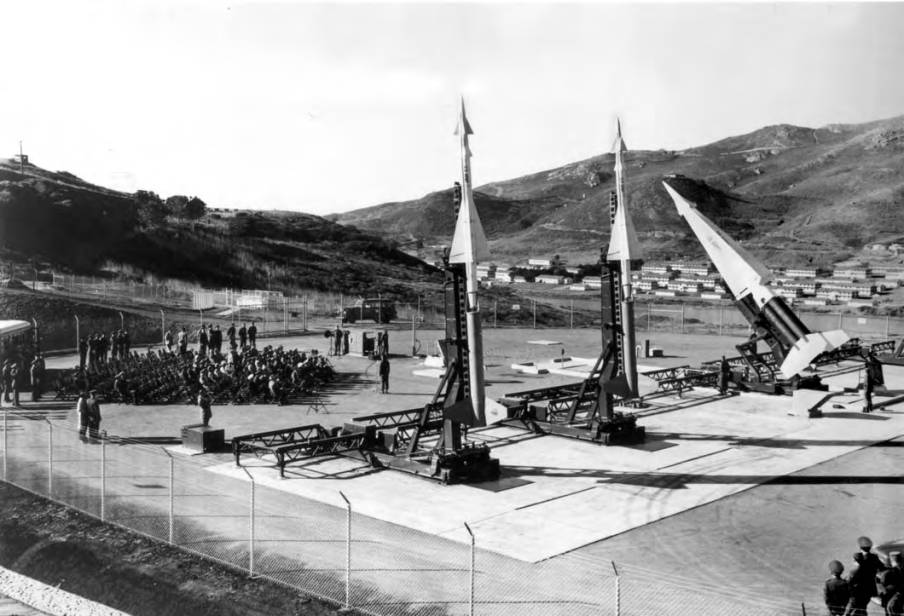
[1,407,820,616]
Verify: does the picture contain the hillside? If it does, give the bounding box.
[0,159,437,298]
[332,115,904,267]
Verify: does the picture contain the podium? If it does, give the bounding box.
[181,424,225,453]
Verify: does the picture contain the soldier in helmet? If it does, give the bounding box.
[824,560,850,616]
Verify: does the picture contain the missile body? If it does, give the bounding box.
[448,99,489,427]
[605,120,643,396]
[662,180,849,377]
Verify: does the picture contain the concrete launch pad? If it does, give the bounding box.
[209,362,904,563]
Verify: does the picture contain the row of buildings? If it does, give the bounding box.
[480,258,904,308]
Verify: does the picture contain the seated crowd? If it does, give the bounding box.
[57,342,334,406]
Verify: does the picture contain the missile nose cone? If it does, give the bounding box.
[662,180,694,217]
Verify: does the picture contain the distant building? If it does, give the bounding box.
[581,276,603,289]
[536,274,564,285]
[786,267,818,278]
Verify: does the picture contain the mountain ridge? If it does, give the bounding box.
[332,114,904,267]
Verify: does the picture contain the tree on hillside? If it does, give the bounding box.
[165,195,207,219]
[135,190,166,225]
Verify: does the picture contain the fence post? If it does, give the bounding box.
[45,419,53,496]
[647,305,651,331]
[283,297,288,335]
[718,302,723,337]
[340,491,352,610]
[680,303,686,334]
[160,309,166,345]
[493,301,497,328]
[532,299,536,329]
[241,467,255,577]
[612,561,620,616]
[2,408,7,481]
[801,601,807,616]
[464,522,475,616]
[885,315,890,339]
[100,437,106,521]
[74,315,80,350]
[570,299,574,329]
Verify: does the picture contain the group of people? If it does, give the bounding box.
[163,322,258,358]
[1,354,46,405]
[825,536,903,615]
[62,341,334,408]
[78,330,131,371]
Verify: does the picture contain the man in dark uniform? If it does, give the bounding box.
[122,329,131,356]
[334,325,343,356]
[86,390,102,440]
[864,350,885,413]
[213,325,222,355]
[10,361,21,406]
[848,536,887,614]
[248,322,257,349]
[718,355,731,395]
[379,354,390,394]
[226,323,236,350]
[824,559,850,616]
[1,360,11,402]
[239,323,247,350]
[198,324,208,358]
[30,354,45,401]
[164,329,174,353]
[847,552,874,616]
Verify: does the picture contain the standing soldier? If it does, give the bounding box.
[123,329,131,357]
[847,552,874,616]
[1,360,11,403]
[110,330,119,362]
[76,391,90,441]
[824,560,850,616]
[213,324,223,356]
[335,325,343,356]
[342,329,350,355]
[248,322,257,349]
[238,323,247,350]
[863,350,885,413]
[164,329,174,353]
[178,327,188,355]
[86,390,102,440]
[718,355,731,395]
[30,353,45,402]
[9,361,21,406]
[227,322,236,350]
[198,388,212,427]
[379,354,390,394]
[198,323,208,358]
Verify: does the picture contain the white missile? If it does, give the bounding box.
[663,180,849,377]
[448,98,488,426]
[605,118,642,397]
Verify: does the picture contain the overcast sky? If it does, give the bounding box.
[2,1,903,215]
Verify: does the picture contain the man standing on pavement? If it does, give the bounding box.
[226,322,236,350]
[379,354,390,394]
[76,391,90,441]
[824,560,849,616]
[86,390,102,440]
[248,322,257,349]
[30,354,45,401]
[198,387,212,427]
[239,323,247,350]
[198,324,208,358]
[718,356,731,395]
[863,350,885,413]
